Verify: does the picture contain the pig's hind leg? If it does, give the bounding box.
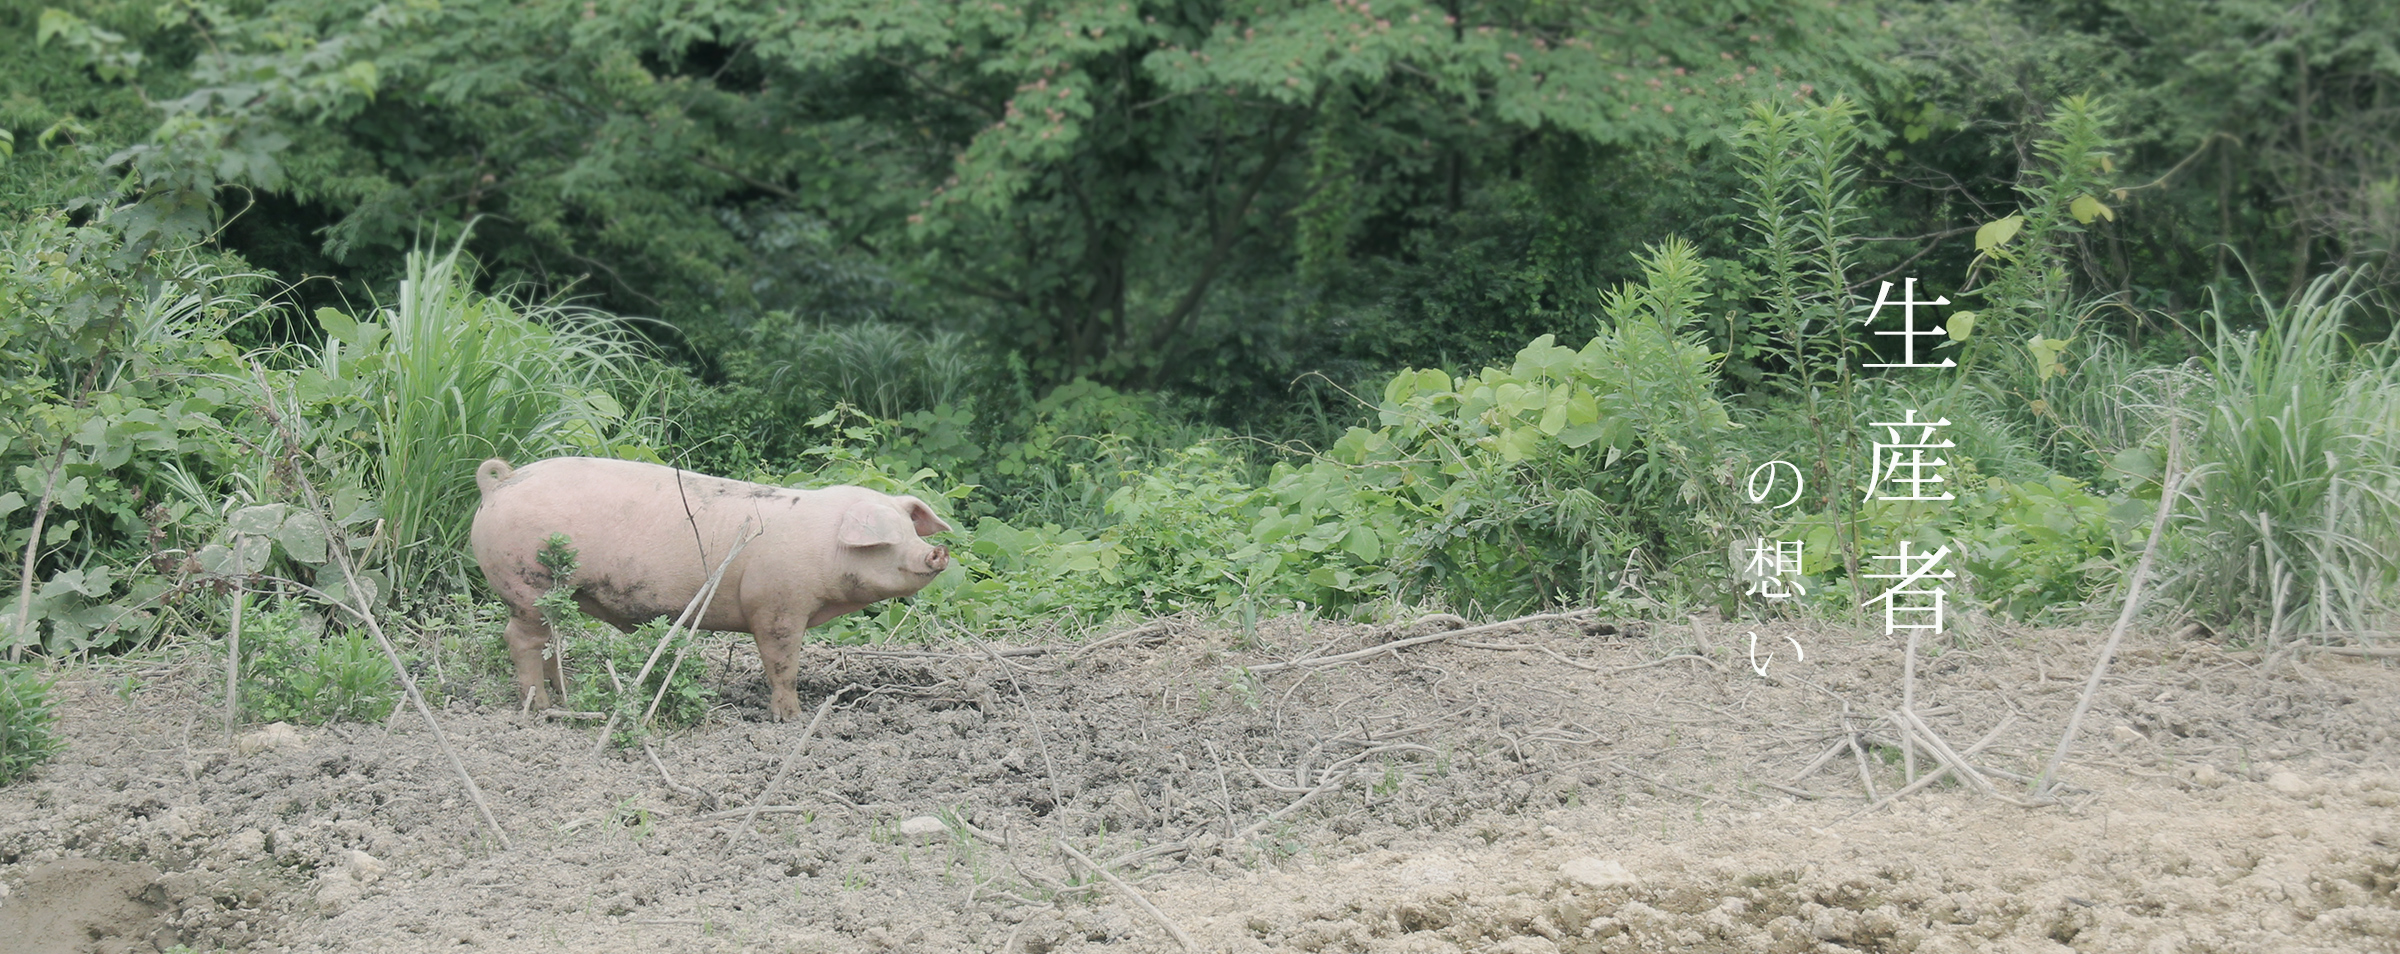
[503,608,564,712]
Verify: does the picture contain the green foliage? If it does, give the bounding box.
[46,0,1889,385]
[553,616,717,746]
[755,320,990,423]
[1948,473,2148,620]
[231,600,399,725]
[0,663,65,785]
[0,213,264,654]
[1958,95,2122,387]
[293,240,663,591]
[2180,273,2400,638]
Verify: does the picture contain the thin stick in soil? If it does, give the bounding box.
[2035,412,2186,799]
[1845,717,1880,803]
[1058,840,1198,952]
[224,584,246,745]
[1848,711,2019,817]
[1786,737,1851,786]
[247,363,512,850]
[734,685,858,843]
[1245,608,1600,673]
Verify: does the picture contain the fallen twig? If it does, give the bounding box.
[1610,652,1722,675]
[643,742,715,809]
[1246,609,1599,673]
[2035,410,2186,799]
[1787,737,1850,785]
[1849,712,2019,816]
[1071,621,1174,658]
[1890,708,1996,798]
[1058,839,1198,951]
[249,364,511,850]
[588,523,760,758]
[2292,644,2400,658]
[1454,640,1605,671]
[735,686,857,843]
[1844,715,1879,803]
[1608,760,1743,808]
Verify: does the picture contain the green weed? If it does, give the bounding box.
[231,602,399,725]
[0,664,64,784]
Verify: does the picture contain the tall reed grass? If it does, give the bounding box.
[338,243,662,591]
[758,319,987,420]
[2182,272,2400,639]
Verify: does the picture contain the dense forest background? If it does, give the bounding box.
[1,0,2396,669]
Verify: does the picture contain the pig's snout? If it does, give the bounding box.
[926,545,951,573]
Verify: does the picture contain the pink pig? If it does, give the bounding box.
[470,456,952,720]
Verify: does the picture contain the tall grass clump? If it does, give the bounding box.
[2182,272,2400,640]
[758,318,989,420]
[325,241,663,591]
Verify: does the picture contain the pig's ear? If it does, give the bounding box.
[899,496,953,537]
[836,503,910,548]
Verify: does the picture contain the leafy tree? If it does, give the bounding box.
[51,0,1891,384]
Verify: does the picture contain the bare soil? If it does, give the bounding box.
[2,612,2396,953]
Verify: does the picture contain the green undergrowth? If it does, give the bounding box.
[226,598,398,726]
[0,664,63,785]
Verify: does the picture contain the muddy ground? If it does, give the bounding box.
[1,610,2396,953]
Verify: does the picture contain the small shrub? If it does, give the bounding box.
[0,664,65,785]
[234,602,400,725]
[554,618,716,746]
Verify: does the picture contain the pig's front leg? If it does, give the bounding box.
[754,620,808,722]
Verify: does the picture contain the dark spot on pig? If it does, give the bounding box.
[745,485,781,499]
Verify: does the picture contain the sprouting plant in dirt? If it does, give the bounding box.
[935,804,979,872]
[607,798,655,841]
[0,663,65,785]
[233,601,399,725]
[1218,667,1263,711]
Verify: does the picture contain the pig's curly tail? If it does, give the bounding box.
[475,459,515,498]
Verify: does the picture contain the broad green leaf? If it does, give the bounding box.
[2068,194,2114,224]
[229,504,291,536]
[2109,446,2159,482]
[236,536,271,575]
[341,60,380,99]
[36,8,84,47]
[1975,214,2024,251]
[276,511,330,565]
[1556,421,1609,448]
[195,544,241,577]
[1339,526,1382,562]
[325,568,386,608]
[1537,389,1571,436]
[315,307,358,344]
[51,476,89,510]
